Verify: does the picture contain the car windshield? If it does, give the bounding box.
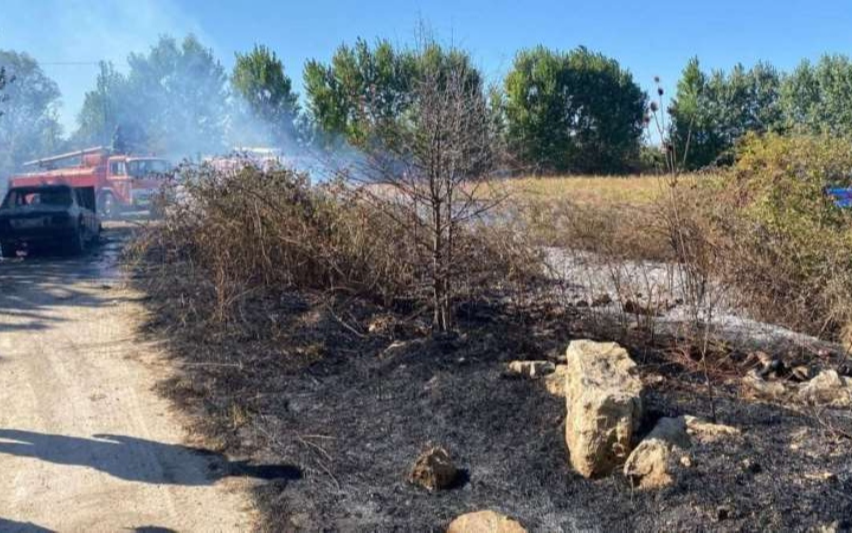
[1,187,73,209]
[127,159,170,178]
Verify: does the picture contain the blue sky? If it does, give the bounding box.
[3,0,852,132]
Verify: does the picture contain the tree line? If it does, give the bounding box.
[4,34,852,177]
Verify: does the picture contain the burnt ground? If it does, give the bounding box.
[133,268,852,533]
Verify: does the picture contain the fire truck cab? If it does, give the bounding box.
[9,147,171,217]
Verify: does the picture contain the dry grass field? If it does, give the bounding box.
[493,173,710,207]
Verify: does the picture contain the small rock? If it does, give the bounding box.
[679,455,693,468]
[804,471,839,483]
[623,417,691,489]
[544,365,568,397]
[643,373,666,387]
[744,350,773,370]
[446,510,527,533]
[381,340,410,360]
[408,447,457,491]
[507,360,556,379]
[798,370,852,408]
[564,340,644,478]
[289,512,311,529]
[368,315,395,335]
[791,365,812,382]
[741,458,761,474]
[743,370,791,401]
[815,520,848,533]
[683,415,740,443]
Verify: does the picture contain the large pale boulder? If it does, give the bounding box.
[544,365,569,397]
[564,340,644,478]
[623,417,691,489]
[798,370,852,408]
[446,511,527,533]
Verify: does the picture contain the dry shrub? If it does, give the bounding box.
[136,162,543,325]
[526,134,852,344]
[703,133,852,340]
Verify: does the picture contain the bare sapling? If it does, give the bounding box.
[355,43,500,333]
[647,77,720,421]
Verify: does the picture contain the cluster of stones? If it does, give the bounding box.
[415,338,850,531]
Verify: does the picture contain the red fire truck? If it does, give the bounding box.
[8,147,171,217]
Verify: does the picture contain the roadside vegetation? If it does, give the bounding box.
[129,130,852,529]
[5,23,852,533]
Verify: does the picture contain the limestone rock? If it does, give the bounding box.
[815,521,845,533]
[683,415,741,443]
[798,370,852,408]
[564,340,644,478]
[791,365,812,382]
[743,369,791,401]
[507,360,556,379]
[446,511,527,533]
[623,417,691,489]
[544,365,568,397]
[409,447,457,491]
[380,340,410,360]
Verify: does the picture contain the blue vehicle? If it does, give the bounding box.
[825,187,852,208]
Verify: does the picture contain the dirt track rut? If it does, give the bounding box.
[0,227,253,532]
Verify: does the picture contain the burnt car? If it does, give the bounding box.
[0,184,101,258]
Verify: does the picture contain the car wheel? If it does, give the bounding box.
[66,226,86,256]
[1,242,16,259]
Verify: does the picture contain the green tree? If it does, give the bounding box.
[231,45,299,145]
[781,55,852,135]
[74,35,228,156]
[0,51,63,176]
[670,58,783,169]
[304,38,418,148]
[503,46,570,171]
[503,46,646,174]
[74,61,132,147]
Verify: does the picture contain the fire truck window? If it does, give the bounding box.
[110,161,127,176]
[128,159,170,177]
[150,160,170,173]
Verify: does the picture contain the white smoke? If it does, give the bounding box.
[0,0,359,181]
[0,0,213,133]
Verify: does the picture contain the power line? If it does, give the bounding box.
[39,61,101,66]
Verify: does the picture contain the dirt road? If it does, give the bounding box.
[0,227,254,533]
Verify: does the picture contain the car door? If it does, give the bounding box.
[74,188,97,234]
